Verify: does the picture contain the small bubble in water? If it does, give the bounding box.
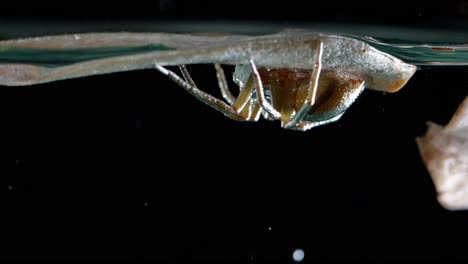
[292,248,304,262]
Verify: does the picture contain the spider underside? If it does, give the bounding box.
[155,40,365,131]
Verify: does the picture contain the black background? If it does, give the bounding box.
[2,0,468,263]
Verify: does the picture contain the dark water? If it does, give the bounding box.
[2,1,468,263]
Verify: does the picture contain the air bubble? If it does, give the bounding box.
[292,248,304,262]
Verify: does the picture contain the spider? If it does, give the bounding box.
[156,39,379,131]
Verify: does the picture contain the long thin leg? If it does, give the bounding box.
[156,64,245,120]
[249,100,262,121]
[215,63,261,121]
[214,64,236,104]
[157,64,259,121]
[284,40,323,129]
[249,59,281,120]
[178,64,256,120]
[291,113,343,131]
[291,79,365,131]
[239,97,262,121]
[178,65,197,87]
[231,76,255,113]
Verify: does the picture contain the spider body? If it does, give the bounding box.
[231,66,365,129]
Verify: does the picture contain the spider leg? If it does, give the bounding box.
[214,64,236,104]
[178,65,197,87]
[231,76,257,117]
[217,67,257,117]
[156,64,255,121]
[249,59,281,120]
[180,64,257,120]
[214,64,260,120]
[156,64,243,120]
[238,97,262,121]
[291,113,344,131]
[284,40,323,129]
[290,79,365,131]
[249,100,262,121]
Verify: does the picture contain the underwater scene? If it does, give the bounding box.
[3,1,468,262]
